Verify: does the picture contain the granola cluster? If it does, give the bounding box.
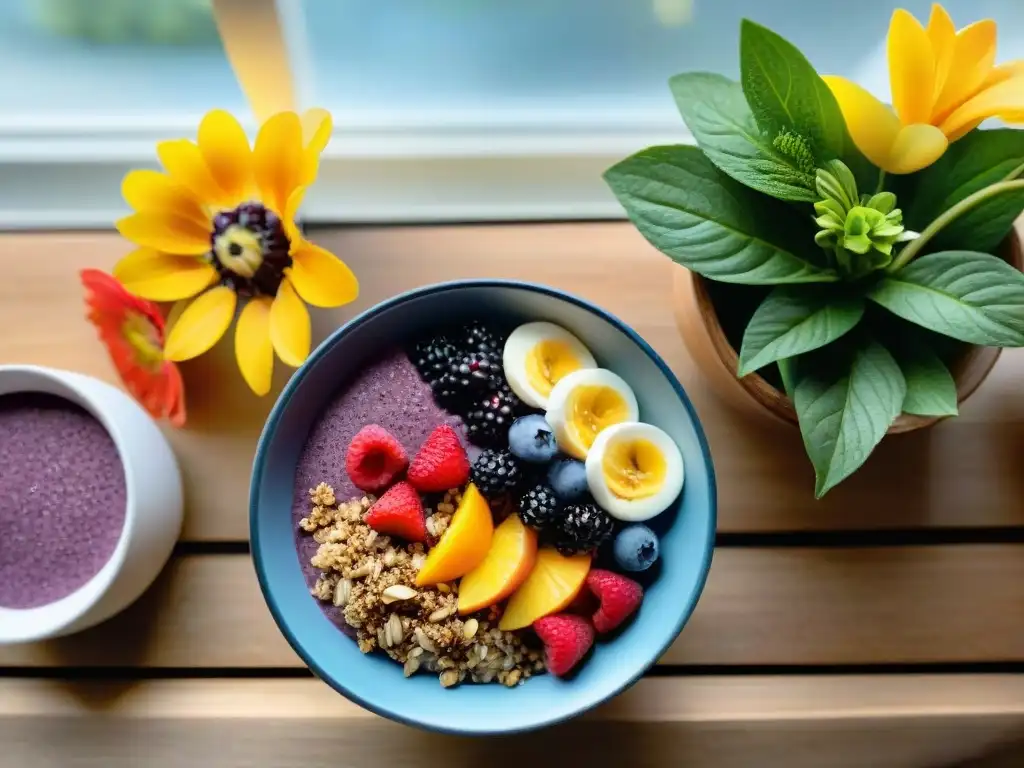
[301,482,545,687]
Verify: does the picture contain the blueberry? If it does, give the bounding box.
[547,458,588,501]
[613,525,660,572]
[508,414,558,464]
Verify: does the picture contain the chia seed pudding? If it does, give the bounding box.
[0,393,127,610]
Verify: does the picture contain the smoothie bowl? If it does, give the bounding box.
[250,280,716,734]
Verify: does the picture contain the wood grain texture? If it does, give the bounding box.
[1,546,1021,668]
[1,677,1022,768]
[3,227,1024,540]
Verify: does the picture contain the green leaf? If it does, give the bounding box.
[892,343,958,417]
[604,145,838,285]
[901,128,1024,232]
[668,72,817,202]
[868,250,1024,346]
[740,21,844,157]
[737,286,864,376]
[792,338,906,497]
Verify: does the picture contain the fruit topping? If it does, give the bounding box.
[503,322,597,409]
[416,483,494,586]
[345,424,409,493]
[532,613,594,678]
[464,383,522,447]
[364,481,427,542]
[508,414,558,464]
[407,424,470,493]
[470,448,523,499]
[587,569,643,634]
[518,483,562,532]
[547,458,589,502]
[551,502,615,555]
[499,547,591,630]
[457,320,507,356]
[458,513,538,614]
[586,422,684,522]
[545,369,639,459]
[612,524,660,572]
[411,335,460,391]
[448,349,503,395]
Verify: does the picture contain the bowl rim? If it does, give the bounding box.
[249,278,718,734]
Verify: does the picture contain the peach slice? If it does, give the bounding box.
[415,483,493,586]
[458,514,538,615]
[498,547,591,631]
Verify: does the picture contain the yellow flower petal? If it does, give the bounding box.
[113,247,218,301]
[269,280,310,367]
[287,239,359,308]
[927,4,957,101]
[823,76,902,170]
[931,20,997,124]
[283,186,305,244]
[234,297,274,395]
[163,286,237,362]
[116,211,212,256]
[940,75,1024,141]
[886,123,949,174]
[254,111,302,217]
[197,110,253,206]
[982,61,1024,90]
[157,139,232,208]
[300,108,332,186]
[888,9,936,125]
[121,170,209,227]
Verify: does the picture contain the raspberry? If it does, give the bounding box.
[364,481,427,542]
[586,569,643,634]
[407,425,470,493]
[532,613,594,677]
[345,425,408,493]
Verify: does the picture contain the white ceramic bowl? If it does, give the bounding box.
[0,365,183,644]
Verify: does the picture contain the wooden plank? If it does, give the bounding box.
[2,546,1021,668]
[3,228,1024,540]
[1,677,1022,768]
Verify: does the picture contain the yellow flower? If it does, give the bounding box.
[112,108,358,396]
[823,4,1024,174]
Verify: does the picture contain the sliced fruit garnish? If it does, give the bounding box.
[458,514,538,615]
[498,547,591,631]
[415,483,494,586]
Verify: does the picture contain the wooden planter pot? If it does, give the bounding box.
[672,233,1024,433]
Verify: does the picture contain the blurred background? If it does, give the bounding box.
[0,0,1020,226]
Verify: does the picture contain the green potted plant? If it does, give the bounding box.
[605,3,1024,496]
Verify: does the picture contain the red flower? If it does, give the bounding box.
[80,269,186,427]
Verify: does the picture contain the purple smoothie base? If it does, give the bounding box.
[291,350,476,632]
[0,393,127,610]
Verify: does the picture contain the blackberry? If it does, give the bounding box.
[447,349,503,396]
[464,384,522,446]
[456,321,506,355]
[470,449,522,499]
[518,484,562,532]
[410,336,460,383]
[552,502,616,555]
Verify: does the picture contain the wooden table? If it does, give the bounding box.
[1,224,1023,768]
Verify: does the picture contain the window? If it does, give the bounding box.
[1,0,1022,227]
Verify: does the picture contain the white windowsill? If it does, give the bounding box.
[0,112,693,230]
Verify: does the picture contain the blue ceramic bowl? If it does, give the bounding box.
[250,280,716,735]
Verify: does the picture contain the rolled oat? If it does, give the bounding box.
[301,484,543,688]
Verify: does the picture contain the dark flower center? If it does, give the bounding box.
[208,202,291,297]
